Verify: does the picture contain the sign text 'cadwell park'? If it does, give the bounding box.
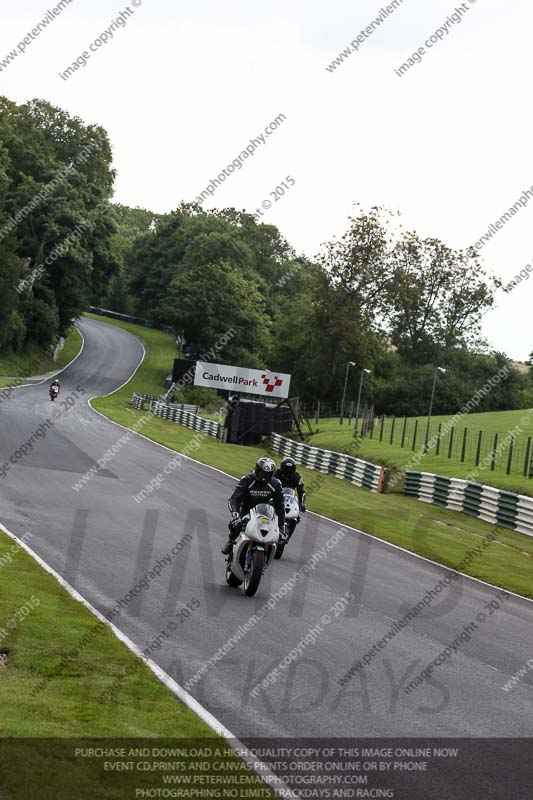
[194,361,291,399]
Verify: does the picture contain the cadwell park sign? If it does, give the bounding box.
[194,361,291,400]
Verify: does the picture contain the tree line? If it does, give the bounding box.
[1,96,531,415]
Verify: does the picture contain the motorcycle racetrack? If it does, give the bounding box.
[1,315,532,741]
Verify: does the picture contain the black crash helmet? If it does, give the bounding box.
[254,456,276,482]
[280,457,297,476]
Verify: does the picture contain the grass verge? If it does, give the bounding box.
[307,413,533,496]
[0,327,83,382]
[56,326,84,371]
[87,314,533,600]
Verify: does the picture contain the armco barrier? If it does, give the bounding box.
[132,393,199,414]
[404,471,533,537]
[149,400,221,438]
[89,306,172,331]
[270,433,389,493]
[132,393,163,411]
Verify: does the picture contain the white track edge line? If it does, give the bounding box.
[0,520,297,799]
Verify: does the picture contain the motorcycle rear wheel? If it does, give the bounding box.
[243,549,263,596]
[275,522,294,560]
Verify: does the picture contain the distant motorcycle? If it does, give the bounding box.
[225,504,280,596]
[49,386,59,401]
[274,487,300,560]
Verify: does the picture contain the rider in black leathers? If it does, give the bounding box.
[221,456,286,555]
[274,457,306,511]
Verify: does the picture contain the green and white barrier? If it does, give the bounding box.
[131,393,198,414]
[404,471,533,537]
[132,393,163,411]
[270,433,389,493]
[131,393,217,435]
[149,400,221,438]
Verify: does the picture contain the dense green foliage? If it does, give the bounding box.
[0,97,119,353]
[96,203,166,314]
[1,97,530,414]
[370,349,528,416]
[110,200,530,414]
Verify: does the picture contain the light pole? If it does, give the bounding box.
[424,366,446,453]
[339,361,356,424]
[354,368,371,438]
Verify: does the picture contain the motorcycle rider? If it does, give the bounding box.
[274,457,307,512]
[221,456,286,555]
[49,379,60,397]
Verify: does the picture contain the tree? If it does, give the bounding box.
[271,262,386,400]
[128,205,202,318]
[0,96,118,346]
[0,145,24,350]
[159,260,271,367]
[110,204,163,267]
[271,206,394,400]
[319,205,395,327]
[438,252,499,348]
[214,208,297,311]
[386,232,499,361]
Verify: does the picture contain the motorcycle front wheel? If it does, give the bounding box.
[243,548,263,596]
[225,562,242,587]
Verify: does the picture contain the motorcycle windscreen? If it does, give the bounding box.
[254,504,275,522]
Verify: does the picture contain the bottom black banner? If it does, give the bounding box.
[0,738,531,799]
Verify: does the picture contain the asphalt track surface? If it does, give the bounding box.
[0,316,532,739]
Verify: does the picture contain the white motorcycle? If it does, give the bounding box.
[274,487,300,560]
[225,504,280,596]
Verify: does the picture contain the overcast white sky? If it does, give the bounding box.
[1,0,531,360]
